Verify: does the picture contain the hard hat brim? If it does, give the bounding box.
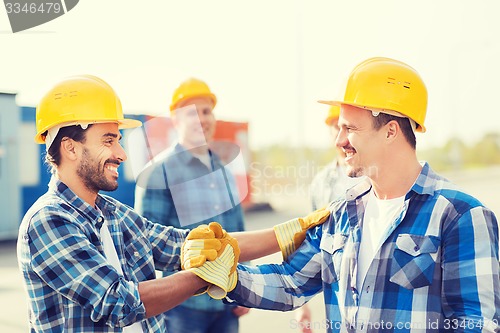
[118,118,143,129]
[34,117,143,144]
[317,100,426,133]
[318,100,341,106]
[170,93,217,112]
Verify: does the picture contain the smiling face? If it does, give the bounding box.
[75,123,127,193]
[173,96,216,148]
[335,104,387,178]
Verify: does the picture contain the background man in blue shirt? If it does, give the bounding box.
[135,78,250,333]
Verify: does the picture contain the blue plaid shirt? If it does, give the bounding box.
[228,163,500,332]
[17,177,189,332]
[135,143,245,311]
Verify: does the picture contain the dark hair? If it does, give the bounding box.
[44,125,92,170]
[372,113,416,149]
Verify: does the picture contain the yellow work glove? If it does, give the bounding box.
[205,223,239,299]
[181,224,222,270]
[182,222,240,299]
[273,207,330,260]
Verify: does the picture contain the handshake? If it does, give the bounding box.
[181,222,239,300]
[180,207,331,300]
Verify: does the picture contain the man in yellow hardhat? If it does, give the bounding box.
[16,74,330,332]
[134,78,251,332]
[18,75,217,332]
[182,57,500,332]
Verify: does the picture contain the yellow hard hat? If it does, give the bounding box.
[319,57,428,132]
[170,78,217,112]
[325,105,340,125]
[35,75,142,144]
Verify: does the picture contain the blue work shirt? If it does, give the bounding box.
[18,177,189,332]
[228,162,500,332]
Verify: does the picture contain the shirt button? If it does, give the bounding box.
[210,183,215,188]
[97,217,103,222]
[134,251,140,257]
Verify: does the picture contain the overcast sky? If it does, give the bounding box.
[1,0,499,149]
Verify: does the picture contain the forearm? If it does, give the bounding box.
[228,230,323,311]
[227,264,316,311]
[231,228,280,262]
[138,270,209,318]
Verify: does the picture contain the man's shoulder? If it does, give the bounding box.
[135,149,176,189]
[20,193,79,231]
[421,166,479,202]
[414,166,491,220]
[433,180,485,210]
[149,146,181,167]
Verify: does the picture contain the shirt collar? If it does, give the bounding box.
[48,176,116,227]
[345,177,372,202]
[407,161,440,197]
[173,142,221,167]
[344,161,437,202]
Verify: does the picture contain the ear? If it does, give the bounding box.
[60,138,80,162]
[385,120,399,142]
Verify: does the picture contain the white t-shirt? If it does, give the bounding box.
[100,217,144,333]
[356,190,405,291]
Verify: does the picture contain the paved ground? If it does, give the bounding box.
[1,166,499,332]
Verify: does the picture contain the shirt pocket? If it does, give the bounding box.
[124,236,154,280]
[390,234,440,289]
[320,233,348,284]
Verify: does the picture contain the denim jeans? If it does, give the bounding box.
[165,304,239,333]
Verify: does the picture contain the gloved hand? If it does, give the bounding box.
[181,224,222,270]
[182,222,240,299]
[206,223,239,299]
[273,207,330,260]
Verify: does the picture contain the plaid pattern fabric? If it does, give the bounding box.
[228,163,500,332]
[17,177,189,332]
[135,143,245,311]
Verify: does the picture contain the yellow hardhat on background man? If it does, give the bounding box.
[325,105,341,126]
[170,78,217,112]
[320,57,428,132]
[35,75,142,148]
